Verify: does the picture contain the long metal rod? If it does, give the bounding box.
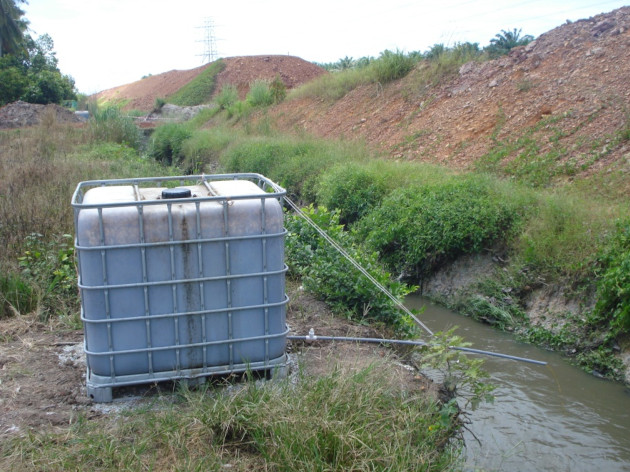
[287,334,547,366]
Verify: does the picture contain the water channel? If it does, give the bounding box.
[405,295,630,472]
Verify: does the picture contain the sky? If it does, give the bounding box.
[23,0,629,94]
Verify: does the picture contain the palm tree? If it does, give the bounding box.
[486,28,533,58]
[0,0,28,57]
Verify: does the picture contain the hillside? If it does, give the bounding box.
[94,55,326,111]
[266,7,630,185]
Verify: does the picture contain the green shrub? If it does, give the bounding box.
[317,163,389,225]
[153,97,166,111]
[147,123,193,165]
[372,49,417,83]
[285,206,417,334]
[246,79,274,107]
[593,220,630,335]
[358,178,521,278]
[226,100,252,120]
[269,75,287,103]
[216,83,238,109]
[87,106,141,149]
[17,233,78,322]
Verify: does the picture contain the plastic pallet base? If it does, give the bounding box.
[86,355,287,403]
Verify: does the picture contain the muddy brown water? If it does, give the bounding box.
[406,295,630,472]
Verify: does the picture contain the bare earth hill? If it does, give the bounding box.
[94,55,326,111]
[267,7,630,179]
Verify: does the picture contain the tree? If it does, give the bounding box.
[0,0,28,57]
[485,28,533,58]
[0,32,76,105]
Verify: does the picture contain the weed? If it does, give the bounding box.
[316,162,389,225]
[0,273,36,318]
[216,83,238,110]
[247,79,274,107]
[357,177,523,279]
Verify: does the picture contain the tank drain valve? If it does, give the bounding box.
[306,328,317,343]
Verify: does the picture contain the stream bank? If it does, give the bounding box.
[421,252,630,383]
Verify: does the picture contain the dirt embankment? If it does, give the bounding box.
[269,7,630,174]
[94,55,326,112]
[0,101,84,129]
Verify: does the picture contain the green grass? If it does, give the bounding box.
[167,59,226,106]
[1,366,460,471]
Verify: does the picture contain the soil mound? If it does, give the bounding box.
[94,55,326,112]
[0,101,84,129]
[268,6,630,174]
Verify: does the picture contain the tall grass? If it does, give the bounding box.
[220,135,369,202]
[86,105,141,149]
[1,365,459,470]
[0,121,172,320]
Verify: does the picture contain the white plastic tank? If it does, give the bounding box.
[72,174,288,402]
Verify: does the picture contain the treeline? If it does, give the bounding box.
[0,0,76,106]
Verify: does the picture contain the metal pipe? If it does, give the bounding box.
[287,334,548,366]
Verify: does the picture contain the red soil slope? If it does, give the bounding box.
[94,55,326,112]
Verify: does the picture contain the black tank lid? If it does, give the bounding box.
[161,187,192,199]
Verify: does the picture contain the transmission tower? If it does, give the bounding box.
[196,18,218,64]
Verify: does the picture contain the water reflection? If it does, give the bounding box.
[406,296,630,472]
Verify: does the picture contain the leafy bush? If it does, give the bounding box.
[269,75,287,103]
[358,178,521,278]
[147,123,193,165]
[17,233,78,322]
[317,163,388,225]
[285,206,417,334]
[87,106,141,149]
[247,79,274,107]
[216,83,238,109]
[593,220,630,335]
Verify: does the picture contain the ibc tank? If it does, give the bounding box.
[72,174,288,402]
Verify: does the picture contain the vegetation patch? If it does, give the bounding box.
[2,366,459,471]
[286,206,417,335]
[357,177,523,279]
[167,60,225,106]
